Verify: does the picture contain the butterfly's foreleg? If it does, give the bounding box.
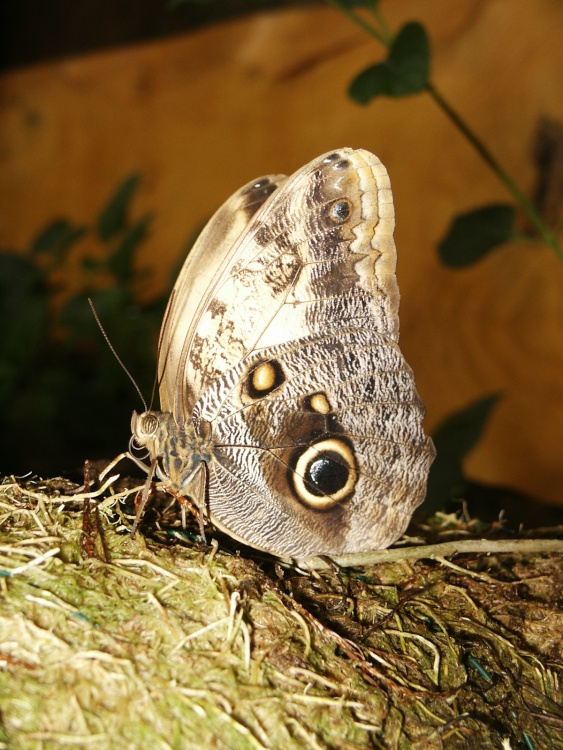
[130,457,159,536]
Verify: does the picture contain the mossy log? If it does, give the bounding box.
[0,476,562,749]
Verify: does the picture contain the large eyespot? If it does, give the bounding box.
[291,437,358,510]
[246,359,285,399]
[326,198,352,224]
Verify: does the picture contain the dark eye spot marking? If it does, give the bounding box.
[290,437,358,510]
[327,198,352,223]
[307,452,348,495]
[335,158,350,170]
[323,152,341,163]
[252,178,269,189]
[246,359,285,399]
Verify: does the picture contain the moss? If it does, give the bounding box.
[0,477,562,749]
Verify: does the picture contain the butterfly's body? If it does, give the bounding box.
[132,148,435,558]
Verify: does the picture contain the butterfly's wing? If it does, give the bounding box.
[194,329,435,557]
[158,170,288,416]
[158,149,400,419]
[158,148,434,556]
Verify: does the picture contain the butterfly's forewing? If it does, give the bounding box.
[158,171,288,417]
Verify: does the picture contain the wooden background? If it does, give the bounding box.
[1,0,563,506]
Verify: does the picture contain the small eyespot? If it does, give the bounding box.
[323,152,340,163]
[257,183,277,199]
[140,413,159,435]
[334,158,350,170]
[246,359,285,399]
[290,437,358,510]
[304,392,332,415]
[246,180,277,202]
[327,198,352,223]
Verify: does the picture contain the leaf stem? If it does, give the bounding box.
[370,3,393,43]
[325,0,389,44]
[426,81,563,259]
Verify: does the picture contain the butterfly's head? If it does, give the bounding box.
[130,410,214,492]
[131,410,162,445]
[130,411,180,477]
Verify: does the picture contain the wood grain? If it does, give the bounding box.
[1,0,562,503]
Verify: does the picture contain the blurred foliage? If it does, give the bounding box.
[438,205,516,267]
[0,175,179,477]
[339,0,562,261]
[349,21,429,101]
[423,395,500,512]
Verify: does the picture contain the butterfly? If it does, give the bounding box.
[130,148,435,558]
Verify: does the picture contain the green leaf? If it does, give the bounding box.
[423,393,501,511]
[433,394,500,458]
[439,204,515,267]
[349,21,430,103]
[98,174,140,241]
[106,212,152,283]
[30,219,86,262]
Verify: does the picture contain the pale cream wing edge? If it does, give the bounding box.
[360,149,399,338]
[157,172,289,415]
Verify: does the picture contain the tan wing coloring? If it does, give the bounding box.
[133,148,435,557]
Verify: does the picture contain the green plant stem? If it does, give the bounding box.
[329,1,563,260]
[426,81,563,260]
[370,3,393,43]
[325,0,389,44]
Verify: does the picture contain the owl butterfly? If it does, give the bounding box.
[131,148,435,558]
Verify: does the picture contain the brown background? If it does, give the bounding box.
[1,0,563,505]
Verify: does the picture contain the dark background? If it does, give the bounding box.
[0,0,315,71]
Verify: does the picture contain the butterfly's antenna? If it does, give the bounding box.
[88,298,148,412]
[148,371,159,411]
[148,289,175,410]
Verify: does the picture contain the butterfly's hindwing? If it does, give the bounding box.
[191,328,433,556]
